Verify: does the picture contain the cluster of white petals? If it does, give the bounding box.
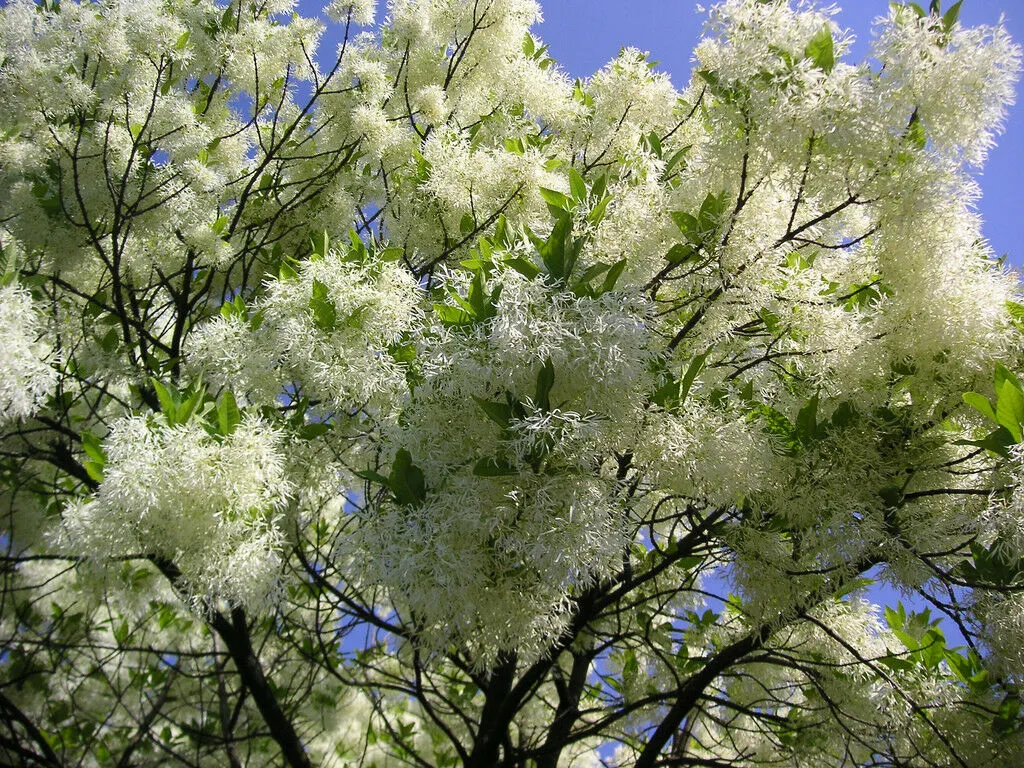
[0,284,56,424]
[187,254,420,409]
[60,415,292,610]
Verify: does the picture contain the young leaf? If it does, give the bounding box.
[568,167,587,202]
[473,395,513,427]
[804,24,835,74]
[535,357,555,412]
[678,352,708,407]
[795,393,819,444]
[963,392,997,423]
[600,260,627,294]
[151,379,179,422]
[586,194,612,224]
[389,449,426,507]
[539,187,571,211]
[995,379,1024,443]
[995,362,1023,393]
[309,280,338,333]
[941,0,962,33]
[473,457,519,476]
[505,256,541,279]
[217,390,241,436]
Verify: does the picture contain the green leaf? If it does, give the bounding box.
[955,426,1015,458]
[697,192,726,235]
[535,357,555,412]
[505,256,541,279]
[919,627,946,668]
[568,167,587,202]
[177,387,205,425]
[151,379,178,421]
[995,362,1023,393]
[992,696,1021,736]
[175,30,191,50]
[878,655,916,673]
[473,396,513,427]
[803,24,835,74]
[389,449,426,507]
[433,304,473,326]
[833,576,874,600]
[941,1,962,33]
[309,280,337,333]
[995,379,1024,443]
[572,262,612,294]
[538,212,572,280]
[600,260,627,294]
[522,31,535,57]
[907,110,927,150]
[963,392,996,423]
[465,270,499,321]
[299,422,332,439]
[879,485,904,507]
[539,187,571,211]
[670,211,701,244]
[795,393,819,444]
[586,194,612,224]
[279,259,299,281]
[652,373,682,410]
[752,403,798,456]
[83,460,104,483]
[81,431,106,466]
[679,352,708,407]
[646,130,663,158]
[217,390,241,436]
[621,649,639,684]
[661,146,691,179]
[355,469,391,487]
[666,243,697,264]
[389,342,416,364]
[473,457,519,476]
[830,401,857,429]
[310,230,329,258]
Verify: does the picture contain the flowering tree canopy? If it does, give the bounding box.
[1,0,1023,764]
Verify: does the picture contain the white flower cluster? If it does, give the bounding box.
[60,415,292,611]
[0,284,56,425]
[325,0,376,26]
[262,255,419,409]
[349,266,656,659]
[874,4,1021,166]
[186,254,420,410]
[357,471,626,661]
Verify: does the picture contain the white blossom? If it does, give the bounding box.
[0,284,56,424]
